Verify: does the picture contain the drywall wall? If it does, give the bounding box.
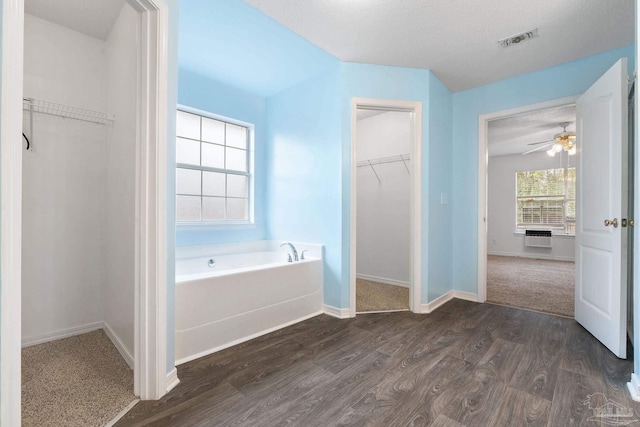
[22,14,107,342]
[176,69,267,246]
[104,3,137,362]
[266,67,343,306]
[356,111,411,286]
[488,151,576,261]
[427,74,453,301]
[451,45,635,295]
[340,62,439,307]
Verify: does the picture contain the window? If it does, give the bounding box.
[176,109,252,223]
[516,167,576,234]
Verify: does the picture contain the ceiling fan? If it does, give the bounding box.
[522,122,577,156]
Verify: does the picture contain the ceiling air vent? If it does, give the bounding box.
[498,28,538,47]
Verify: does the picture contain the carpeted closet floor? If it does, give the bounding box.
[487,255,575,317]
[22,329,136,427]
[356,279,409,312]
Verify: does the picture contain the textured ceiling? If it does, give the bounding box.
[25,0,125,41]
[244,0,634,92]
[488,104,576,157]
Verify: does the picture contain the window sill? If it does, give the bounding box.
[177,221,257,232]
[513,231,575,238]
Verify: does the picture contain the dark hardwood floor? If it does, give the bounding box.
[116,300,640,426]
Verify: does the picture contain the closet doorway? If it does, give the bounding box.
[349,99,423,316]
[21,2,140,425]
[0,0,170,424]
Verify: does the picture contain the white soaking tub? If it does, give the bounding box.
[175,241,323,364]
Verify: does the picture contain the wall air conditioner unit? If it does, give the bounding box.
[524,230,553,248]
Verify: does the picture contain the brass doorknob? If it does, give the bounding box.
[604,218,619,228]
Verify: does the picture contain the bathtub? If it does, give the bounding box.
[175,241,323,364]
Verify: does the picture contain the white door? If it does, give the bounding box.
[575,58,628,358]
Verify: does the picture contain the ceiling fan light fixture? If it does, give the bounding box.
[552,143,563,153]
[568,146,577,156]
[547,148,556,157]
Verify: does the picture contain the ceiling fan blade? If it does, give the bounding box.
[522,143,553,155]
[527,139,555,146]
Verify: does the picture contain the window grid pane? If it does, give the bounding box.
[176,109,251,223]
[515,167,576,234]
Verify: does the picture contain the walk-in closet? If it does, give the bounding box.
[21,1,139,425]
[355,109,412,313]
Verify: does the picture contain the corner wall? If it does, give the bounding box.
[104,2,138,362]
[427,73,453,301]
[451,44,635,295]
[265,66,343,306]
[340,62,435,307]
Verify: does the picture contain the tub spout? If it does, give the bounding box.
[280,242,298,261]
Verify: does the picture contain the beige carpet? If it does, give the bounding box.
[356,278,409,312]
[487,255,575,317]
[22,329,135,427]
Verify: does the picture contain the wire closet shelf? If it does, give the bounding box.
[23,97,114,125]
[356,153,411,184]
[356,153,411,168]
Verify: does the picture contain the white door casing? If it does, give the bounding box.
[575,58,628,358]
[350,98,423,316]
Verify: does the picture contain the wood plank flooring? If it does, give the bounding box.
[116,300,640,426]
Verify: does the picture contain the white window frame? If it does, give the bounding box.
[176,105,255,230]
[515,166,576,235]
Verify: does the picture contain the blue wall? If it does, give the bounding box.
[179,0,337,97]
[176,69,268,246]
[265,67,343,306]
[427,73,453,301]
[451,44,635,295]
[339,62,436,306]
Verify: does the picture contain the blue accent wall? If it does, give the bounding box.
[450,45,635,295]
[179,0,337,97]
[176,69,268,246]
[265,66,343,306]
[427,73,453,301]
[339,62,444,306]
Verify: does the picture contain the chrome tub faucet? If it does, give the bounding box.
[280,242,298,261]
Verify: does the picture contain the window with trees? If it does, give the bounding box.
[516,167,576,234]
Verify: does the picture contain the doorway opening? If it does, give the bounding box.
[349,98,423,317]
[1,0,170,424]
[485,103,577,318]
[354,109,412,313]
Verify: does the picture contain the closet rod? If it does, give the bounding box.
[22,97,114,125]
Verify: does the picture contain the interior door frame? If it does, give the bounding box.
[0,1,171,422]
[476,95,579,303]
[350,98,422,316]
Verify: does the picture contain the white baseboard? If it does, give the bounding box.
[488,251,574,262]
[628,374,640,402]
[103,322,134,369]
[420,291,454,313]
[356,274,410,288]
[166,368,180,393]
[22,321,104,347]
[323,305,351,319]
[420,291,479,314]
[452,291,478,302]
